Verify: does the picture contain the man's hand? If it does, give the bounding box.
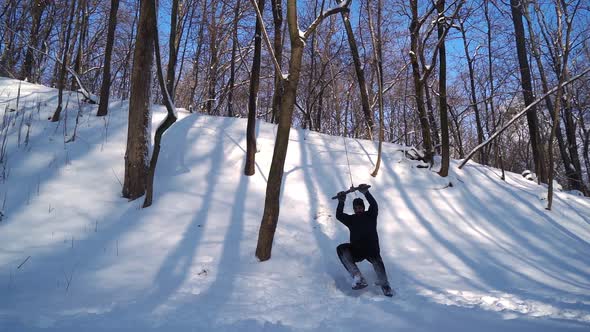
[337,191,347,202]
[357,184,370,194]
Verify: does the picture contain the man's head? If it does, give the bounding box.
[352,198,365,215]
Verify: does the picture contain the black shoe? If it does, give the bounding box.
[352,281,368,290]
[352,275,368,290]
[381,285,394,297]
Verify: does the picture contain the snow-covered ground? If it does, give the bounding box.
[0,77,589,331]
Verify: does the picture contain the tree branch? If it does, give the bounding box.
[303,0,351,39]
[248,0,284,79]
[458,66,590,170]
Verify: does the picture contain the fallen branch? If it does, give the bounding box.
[458,67,590,169]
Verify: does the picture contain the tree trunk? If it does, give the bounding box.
[459,18,485,165]
[339,0,373,139]
[118,3,139,100]
[509,0,547,183]
[174,5,195,101]
[424,81,440,151]
[96,0,120,117]
[50,0,77,122]
[562,96,588,194]
[580,112,590,192]
[245,0,265,176]
[522,3,574,189]
[143,0,177,208]
[368,0,384,177]
[547,72,566,210]
[255,0,350,261]
[70,0,88,91]
[270,0,284,124]
[206,1,226,114]
[256,31,303,261]
[227,0,241,117]
[33,5,55,82]
[304,0,319,131]
[547,1,579,209]
[188,0,207,110]
[19,0,48,82]
[437,0,449,177]
[0,0,19,78]
[122,0,156,200]
[409,0,433,163]
[448,105,464,158]
[165,0,180,102]
[484,0,504,177]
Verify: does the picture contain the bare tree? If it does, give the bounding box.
[245,0,265,176]
[368,0,384,177]
[205,0,228,114]
[19,0,49,82]
[339,0,374,139]
[118,3,139,100]
[188,0,207,109]
[255,0,351,261]
[408,1,435,164]
[227,0,242,117]
[408,0,462,166]
[458,9,485,165]
[50,0,77,122]
[270,0,284,124]
[484,0,505,179]
[0,0,23,78]
[437,0,450,177]
[165,0,183,102]
[97,0,120,117]
[546,0,581,209]
[509,0,547,183]
[122,0,157,200]
[532,0,588,196]
[144,0,178,208]
[70,0,89,91]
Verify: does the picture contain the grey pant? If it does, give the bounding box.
[336,243,390,286]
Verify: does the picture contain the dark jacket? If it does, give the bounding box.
[336,191,380,256]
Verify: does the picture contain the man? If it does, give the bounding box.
[335,184,393,297]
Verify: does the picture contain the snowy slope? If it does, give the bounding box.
[0,77,589,331]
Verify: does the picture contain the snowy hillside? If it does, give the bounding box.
[1,77,589,331]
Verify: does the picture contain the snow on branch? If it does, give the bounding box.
[303,0,351,40]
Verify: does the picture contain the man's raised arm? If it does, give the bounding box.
[358,184,378,217]
[335,191,351,226]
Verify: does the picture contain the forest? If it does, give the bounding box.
[1,0,588,208]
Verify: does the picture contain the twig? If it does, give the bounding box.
[62,267,74,292]
[17,256,31,269]
[431,182,453,190]
[111,168,122,187]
